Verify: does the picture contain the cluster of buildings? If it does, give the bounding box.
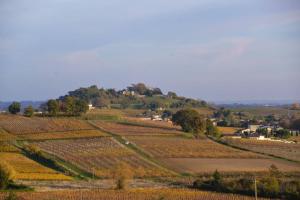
[240,124,283,135]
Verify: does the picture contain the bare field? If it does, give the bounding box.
[18,130,108,140]
[127,136,261,158]
[32,138,171,178]
[0,115,93,134]
[0,188,267,200]
[124,117,181,130]
[93,120,181,136]
[0,152,71,180]
[218,126,241,135]
[160,158,300,174]
[222,137,300,162]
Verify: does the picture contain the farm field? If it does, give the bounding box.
[0,188,267,200]
[0,143,20,152]
[218,126,241,135]
[31,138,171,178]
[289,136,300,142]
[0,152,71,180]
[92,120,181,136]
[0,128,17,141]
[0,115,93,134]
[160,158,300,174]
[124,117,180,129]
[18,130,108,140]
[127,136,261,158]
[222,137,300,162]
[81,108,124,120]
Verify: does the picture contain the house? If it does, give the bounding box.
[249,125,260,132]
[88,103,95,110]
[122,90,135,96]
[209,118,217,126]
[151,115,162,121]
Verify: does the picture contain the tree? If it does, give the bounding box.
[112,162,133,190]
[259,164,281,197]
[257,128,268,136]
[275,129,290,139]
[94,97,110,108]
[162,110,173,120]
[128,83,148,95]
[259,176,280,197]
[24,105,34,117]
[64,96,75,115]
[212,170,222,185]
[147,101,164,111]
[206,119,220,138]
[291,118,300,131]
[74,99,88,115]
[47,99,59,116]
[8,102,20,114]
[172,109,206,137]
[167,91,177,99]
[0,161,15,189]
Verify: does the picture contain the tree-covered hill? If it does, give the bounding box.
[59,83,209,110]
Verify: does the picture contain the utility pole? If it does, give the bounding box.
[254,176,258,200]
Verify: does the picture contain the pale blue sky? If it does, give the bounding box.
[0,0,299,102]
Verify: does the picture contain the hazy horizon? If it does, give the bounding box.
[1,0,300,102]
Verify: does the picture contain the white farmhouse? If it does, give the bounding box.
[88,103,95,110]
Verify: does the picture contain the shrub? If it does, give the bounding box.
[258,175,280,197]
[8,102,21,115]
[0,161,15,189]
[24,105,34,117]
[112,162,133,190]
[283,180,300,199]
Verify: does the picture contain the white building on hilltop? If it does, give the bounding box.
[88,103,95,110]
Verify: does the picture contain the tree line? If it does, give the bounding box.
[6,97,89,117]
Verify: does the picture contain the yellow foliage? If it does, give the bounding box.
[0,152,71,180]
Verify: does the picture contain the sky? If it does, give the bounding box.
[0,0,300,102]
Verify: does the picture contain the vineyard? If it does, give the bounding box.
[0,142,20,152]
[0,128,17,141]
[18,130,108,140]
[31,138,171,178]
[127,136,261,158]
[92,120,181,136]
[221,137,300,162]
[0,152,71,180]
[0,115,93,134]
[0,188,266,200]
[160,158,300,173]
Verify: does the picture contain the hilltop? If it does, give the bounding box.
[59,83,211,111]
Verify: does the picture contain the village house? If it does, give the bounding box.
[151,114,163,121]
[121,90,135,96]
[88,103,95,110]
